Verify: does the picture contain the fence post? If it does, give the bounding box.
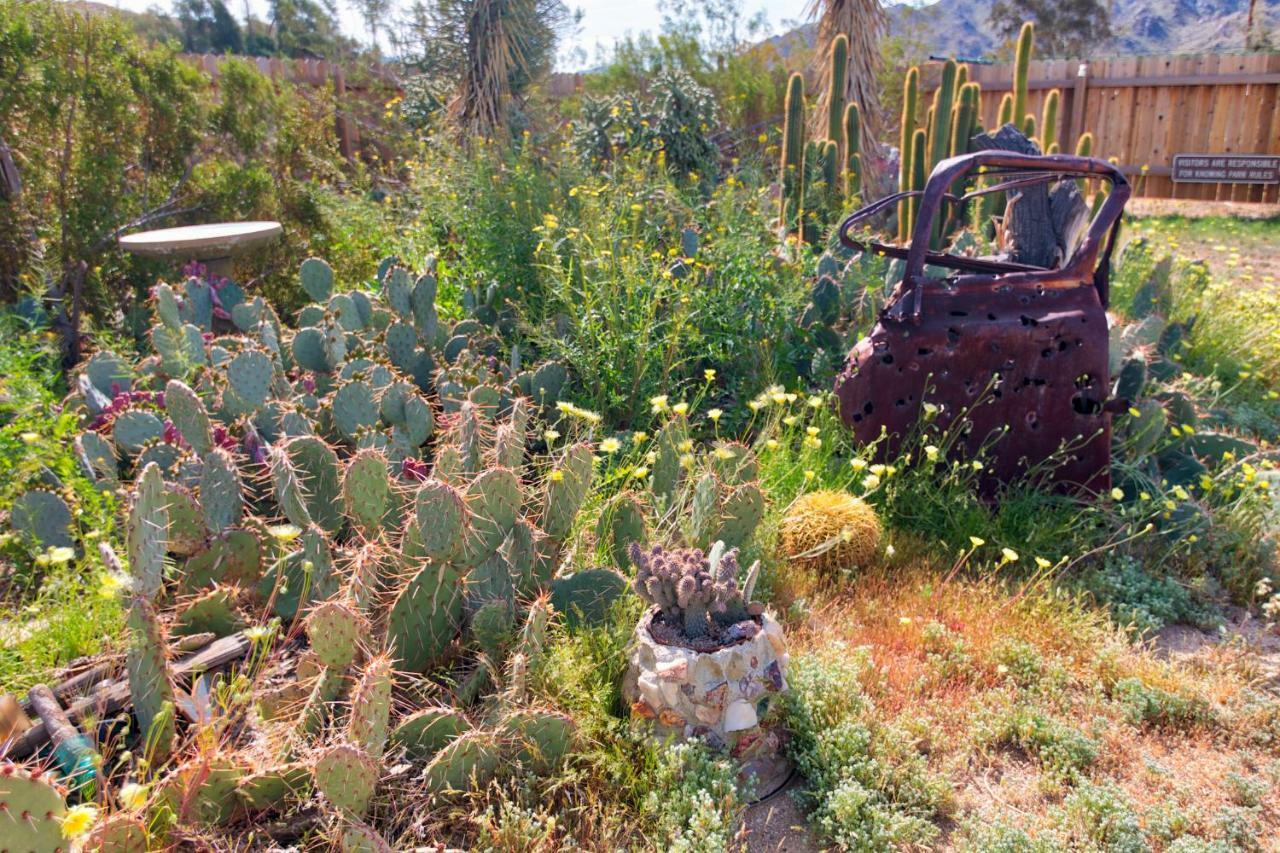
[1068,61,1089,147]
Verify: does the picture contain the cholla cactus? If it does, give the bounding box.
[628,540,758,639]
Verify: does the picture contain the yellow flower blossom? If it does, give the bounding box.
[60,804,98,839]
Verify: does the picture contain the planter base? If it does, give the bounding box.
[623,608,789,754]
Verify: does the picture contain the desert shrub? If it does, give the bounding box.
[1109,676,1212,730]
[0,1,351,330]
[783,647,951,849]
[1053,782,1147,852]
[644,740,745,853]
[977,705,1099,783]
[1075,553,1207,634]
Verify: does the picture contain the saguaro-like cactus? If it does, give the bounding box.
[780,72,806,236]
[843,102,862,199]
[1041,88,1061,152]
[1013,22,1034,135]
[826,34,849,153]
[898,67,920,241]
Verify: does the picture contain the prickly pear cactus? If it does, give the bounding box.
[300,257,335,302]
[165,379,213,454]
[421,731,502,795]
[387,562,462,673]
[127,463,168,599]
[199,448,243,534]
[81,812,148,851]
[305,599,366,670]
[389,707,470,759]
[342,450,395,537]
[348,655,394,755]
[313,744,379,816]
[10,489,74,549]
[0,763,68,852]
[125,597,176,761]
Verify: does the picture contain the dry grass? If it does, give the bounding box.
[776,556,1280,847]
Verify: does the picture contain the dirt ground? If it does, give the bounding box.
[1124,199,1280,285]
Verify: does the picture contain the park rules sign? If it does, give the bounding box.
[1172,154,1280,184]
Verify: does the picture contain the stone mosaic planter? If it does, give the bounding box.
[622,606,789,756]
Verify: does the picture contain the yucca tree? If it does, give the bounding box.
[807,0,886,141]
[395,0,573,140]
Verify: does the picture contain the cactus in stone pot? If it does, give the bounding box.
[628,540,760,641]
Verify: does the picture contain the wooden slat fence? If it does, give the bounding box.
[923,52,1280,203]
[181,54,403,164]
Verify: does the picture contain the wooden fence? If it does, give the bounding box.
[923,53,1280,203]
[181,54,402,164]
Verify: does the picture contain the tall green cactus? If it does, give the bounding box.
[843,102,862,199]
[1041,88,1061,152]
[820,139,840,213]
[928,59,958,173]
[997,92,1014,127]
[826,34,849,151]
[779,72,806,236]
[898,66,920,242]
[909,128,927,240]
[1013,21,1034,135]
[928,59,958,249]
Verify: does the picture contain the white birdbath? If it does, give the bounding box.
[119,221,282,279]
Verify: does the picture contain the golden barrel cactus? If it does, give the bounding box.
[780,490,881,573]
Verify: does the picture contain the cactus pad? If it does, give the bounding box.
[421,731,501,795]
[387,562,462,672]
[343,449,395,535]
[227,349,274,409]
[126,597,176,761]
[313,744,379,816]
[127,464,168,598]
[504,709,576,774]
[112,410,164,455]
[332,381,380,441]
[11,489,74,549]
[0,763,67,852]
[172,586,245,637]
[550,569,628,629]
[81,812,148,851]
[389,707,470,759]
[305,599,366,669]
[348,654,394,755]
[300,257,335,302]
[199,448,243,534]
[164,379,213,454]
[413,480,468,561]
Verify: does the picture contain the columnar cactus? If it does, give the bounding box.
[826,34,849,154]
[1014,22,1034,135]
[898,66,920,241]
[843,101,862,199]
[780,72,806,236]
[1041,88,1061,152]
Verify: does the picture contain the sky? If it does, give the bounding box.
[103,0,814,69]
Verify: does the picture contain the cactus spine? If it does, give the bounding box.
[780,72,806,236]
[1013,22,1034,135]
[898,67,920,241]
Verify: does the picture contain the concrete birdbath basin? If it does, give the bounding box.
[118,221,282,279]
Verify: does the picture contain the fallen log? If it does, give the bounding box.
[5,632,252,760]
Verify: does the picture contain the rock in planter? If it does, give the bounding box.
[622,606,788,753]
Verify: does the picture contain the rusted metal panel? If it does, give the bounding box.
[834,151,1131,495]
